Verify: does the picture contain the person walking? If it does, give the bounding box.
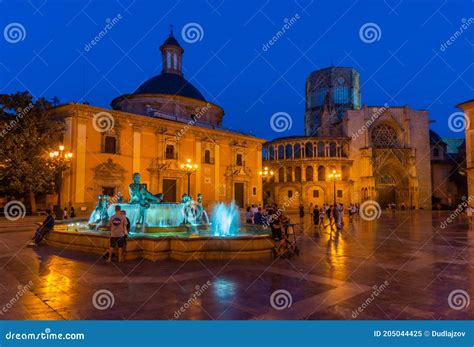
[107,205,127,263]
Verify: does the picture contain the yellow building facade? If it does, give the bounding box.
[51,32,265,212]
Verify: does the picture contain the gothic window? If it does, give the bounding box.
[371,124,399,148]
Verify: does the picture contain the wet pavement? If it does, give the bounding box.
[0,211,472,320]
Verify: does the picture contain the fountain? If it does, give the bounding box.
[211,202,239,237]
[45,173,274,261]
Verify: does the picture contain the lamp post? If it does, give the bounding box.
[327,169,341,206]
[259,167,274,205]
[180,159,198,196]
[49,145,73,220]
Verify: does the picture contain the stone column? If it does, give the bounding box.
[257,146,263,205]
[75,120,87,203]
[214,143,220,201]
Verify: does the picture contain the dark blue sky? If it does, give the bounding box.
[1,0,472,140]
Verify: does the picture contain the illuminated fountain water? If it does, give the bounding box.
[210,201,240,237]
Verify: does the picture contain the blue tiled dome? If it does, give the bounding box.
[134,73,205,101]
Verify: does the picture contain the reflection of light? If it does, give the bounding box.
[212,278,236,300]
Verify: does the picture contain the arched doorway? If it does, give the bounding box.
[375,169,409,208]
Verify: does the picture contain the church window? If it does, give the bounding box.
[278,167,284,183]
[104,136,117,154]
[329,142,337,157]
[313,190,319,198]
[371,124,399,148]
[165,144,176,159]
[333,86,349,104]
[305,142,313,158]
[204,150,212,164]
[285,144,293,159]
[166,51,171,69]
[318,166,326,181]
[295,167,302,182]
[306,166,313,181]
[278,145,284,160]
[269,146,275,160]
[294,144,301,158]
[318,142,325,157]
[236,153,243,166]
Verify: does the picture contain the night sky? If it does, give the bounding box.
[1,0,472,140]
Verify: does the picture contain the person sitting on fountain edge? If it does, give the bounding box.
[107,205,127,263]
[28,209,55,246]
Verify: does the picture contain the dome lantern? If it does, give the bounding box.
[160,25,184,76]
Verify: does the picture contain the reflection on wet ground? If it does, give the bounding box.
[0,211,472,320]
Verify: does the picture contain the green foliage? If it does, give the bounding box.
[0,91,65,197]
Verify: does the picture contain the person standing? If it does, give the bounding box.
[299,203,305,219]
[70,206,76,219]
[107,205,127,263]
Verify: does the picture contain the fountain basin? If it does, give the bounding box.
[44,225,274,261]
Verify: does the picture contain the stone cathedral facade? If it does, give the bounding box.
[263,67,432,210]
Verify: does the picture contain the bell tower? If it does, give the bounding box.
[160,25,184,76]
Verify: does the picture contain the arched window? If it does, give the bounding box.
[371,124,399,148]
[286,167,293,182]
[318,166,326,181]
[305,142,313,158]
[278,167,284,183]
[285,144,293,159]
[278,145,284,160]
[318,142,325,157]
[306,166,313,181]
[294,144,301,159]
[329,142,337,157]
[269,146,275,160]
[295,167,302,182]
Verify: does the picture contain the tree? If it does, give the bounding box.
[0,92,64,213]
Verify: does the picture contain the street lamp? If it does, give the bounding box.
[259,167,274,205]
[180,159,198,196]
[327,169,341,206]
[49,145,73,220]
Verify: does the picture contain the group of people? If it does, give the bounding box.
[245,205,265,224]
[308,203,361,230]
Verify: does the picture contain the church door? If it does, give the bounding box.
[162,179,177,202]
[234,183,244,208]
